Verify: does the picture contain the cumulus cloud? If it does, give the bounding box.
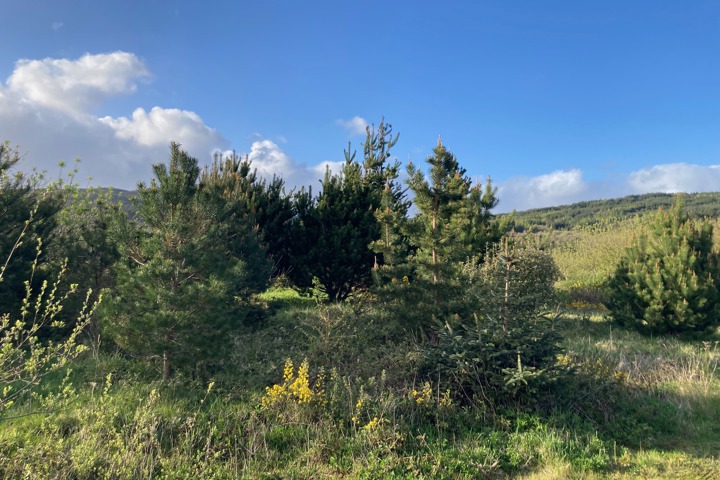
[628,163,720,194]
[242,139,343,189]
[100,107,223,149]
[497,169,589,212]
[7,52,150,115]
[336,116,368,136]
[0,52,226,188]
[0,51,344,190]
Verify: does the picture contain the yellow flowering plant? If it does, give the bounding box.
[261,359,326,418]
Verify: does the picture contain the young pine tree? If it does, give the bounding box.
[366,120,410,270]
[0,143,63,316]
[461,176,510,259]
[294,119,403,301]
[103,144,259,380]
[404,138,472,320]
[304,161,378,301]
[608,199,720,335]
[382,138,508,331]
[198,153,275,294]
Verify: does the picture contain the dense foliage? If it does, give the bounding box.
[608,201,720,334]
[428,239,562,405]
[0,143,63,317]
[4,135,720,478]
[0,147,99,412]
[291,120,403,300]
[375,138,508,331]
[101,144,269,379]
[200,153,291,282]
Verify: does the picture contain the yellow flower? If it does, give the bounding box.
[413,382,432,405]
[439,389,453,408]
[283,359,294,383]
[363,417,379,431]
[260,358,325,410]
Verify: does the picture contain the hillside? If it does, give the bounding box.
[507,192,720,231]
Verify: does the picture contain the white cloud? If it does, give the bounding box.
[0,52,225,189]
[336,116,368,136]
[497,169,589,212]
[52,22,64,31]
[246,139,295,178]
[242,139,343,189]
[99,107,223,150]
[0,51,344,192]
[7,51,149,115]
[628,163,720,193]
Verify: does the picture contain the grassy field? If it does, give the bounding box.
[2,215,720,478]
[1,289,718,478]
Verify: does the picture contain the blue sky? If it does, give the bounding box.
[1,1,719,211]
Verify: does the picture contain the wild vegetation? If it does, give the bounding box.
[1,131,719,478]
[508,191,720,232]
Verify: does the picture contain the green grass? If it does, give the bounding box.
[1,296,719,478]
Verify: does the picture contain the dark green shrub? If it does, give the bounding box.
[608,201,720,335]
[425,239,563,406]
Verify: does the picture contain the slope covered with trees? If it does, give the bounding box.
[509,192,720,231]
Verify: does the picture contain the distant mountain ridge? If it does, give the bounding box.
[506,192,720,232]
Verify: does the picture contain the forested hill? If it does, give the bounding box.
[506,192,720,231]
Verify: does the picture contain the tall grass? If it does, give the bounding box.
[552,217,646,306]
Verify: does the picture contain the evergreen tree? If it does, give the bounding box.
[608,199,720,334]
[305,162,377,301]
[199,153,274,295]
[405,137,472,317]
[427,238,562,405]
[293,119,403,301]
[103,144,254,380]
[254,175,296,278]
[366,120,410,269]
[461,176,510,259]
[0,142,62,316]
[382,137,508,331]
[283,186,317,293]
[46,187,122,340]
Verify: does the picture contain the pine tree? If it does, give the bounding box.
[103,144,254,380]
[608,199,720,334]
[199,153,274,295]
[304,161,377,301]
[46,187,122,340]
[293,119,404,301]
[366,120,410,269]
[283,186,317,293]
[0,142,62,316]
[461,176,510,260]
[382,137,509,331]
[405,137,472,317]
